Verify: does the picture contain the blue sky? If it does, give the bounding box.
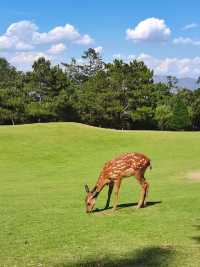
[0,0,200,78]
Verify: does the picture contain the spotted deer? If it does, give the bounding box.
[85,152,151,213]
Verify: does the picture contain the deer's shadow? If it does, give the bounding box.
[55,246,174,267]
[92,201,162,213]
[191,223,200,243]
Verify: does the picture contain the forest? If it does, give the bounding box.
[0,48,200,130]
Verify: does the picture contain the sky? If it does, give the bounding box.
[0,0,200,78]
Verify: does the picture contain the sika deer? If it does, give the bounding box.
[85,152,151,213]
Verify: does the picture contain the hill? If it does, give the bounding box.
[0,122,200,267]
[154,75,199,90]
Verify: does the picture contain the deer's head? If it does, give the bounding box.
[84,184,97,213]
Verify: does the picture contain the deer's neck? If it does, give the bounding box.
[91,175,105,198]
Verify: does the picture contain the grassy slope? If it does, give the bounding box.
[0,123,200,267]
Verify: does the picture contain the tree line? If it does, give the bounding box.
[0,48,200,130]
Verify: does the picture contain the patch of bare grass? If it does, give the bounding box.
[187,171,200,181]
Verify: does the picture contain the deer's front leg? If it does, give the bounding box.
[112,179,122,212]
[105,181,114,209]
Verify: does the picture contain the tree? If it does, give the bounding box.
[131,106,155,129]
[176,88,194,106]
[0,58,17,81]
[197,76,200,86]
[73,70,111,126]
[24,58,55,122]
[105,59,154,129]
[155,105,173,130]
[62,48,104,84]
[191,88,200,129]
[167,75,178,93]
[81,48,104,77]
[0,58,25,125]
[74,58,156,129]
[153,82,171,105]
[0,54,198,130]
[170,96,191,130]
[24,57,75,122]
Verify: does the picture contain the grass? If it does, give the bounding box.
[0,122,200,267]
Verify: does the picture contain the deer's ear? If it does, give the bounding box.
[85,184,90,193]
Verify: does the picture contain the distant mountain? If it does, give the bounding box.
[154,75,199,90]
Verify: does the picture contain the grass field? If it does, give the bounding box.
[0,123,200,267]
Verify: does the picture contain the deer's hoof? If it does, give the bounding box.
[136,204,144,209]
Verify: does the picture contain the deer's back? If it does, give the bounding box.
[100,152,150,180]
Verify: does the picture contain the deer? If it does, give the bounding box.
[84,152,151,213]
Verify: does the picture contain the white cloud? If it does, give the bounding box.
[94,46,103,54]
[113,53,138,61]
[182,23,198,31]
[112,53,200,78]
[6,20,38,41]
[127,54,136,61]
[173,37,200,46]
[33,24,81,44]
[74,34,94,45]
[0,21,37,50]
[0,20,94,51]
[135,53,200,78]
[112,54,123,59]
[6,20,38,37]
[126,17,171,42]
[10,51,49,64]
[0,36,13,49]
[8,51,51,70]
[0,21,97,71]
[15,42,34,50]
[47,43,67,54]
[33,24,94,45]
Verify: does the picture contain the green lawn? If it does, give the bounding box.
[0,123,200,267]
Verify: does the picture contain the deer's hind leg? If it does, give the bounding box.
[143,179,150,206]
[105,181,114,209]
[135,170,149,209]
